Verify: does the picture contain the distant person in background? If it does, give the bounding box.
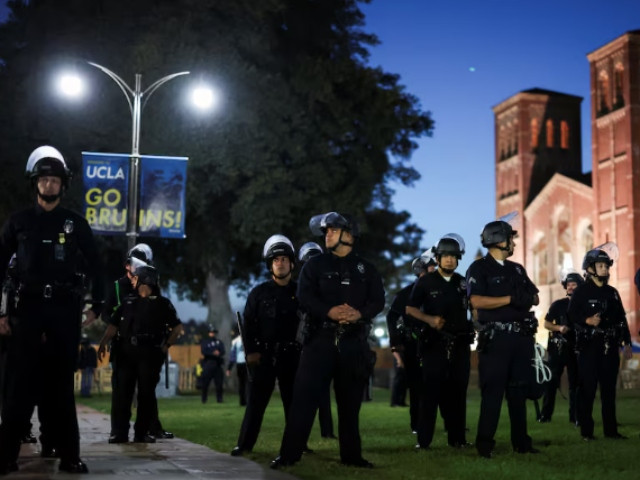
[78,336,98,398]
[200,325,225,404]
[226,328,248,406]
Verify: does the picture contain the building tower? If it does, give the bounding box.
[492,89,583,265]
[587,30,640,336]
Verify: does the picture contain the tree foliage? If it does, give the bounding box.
[0,0,433,319]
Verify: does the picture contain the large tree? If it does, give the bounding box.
[0,0,433,340]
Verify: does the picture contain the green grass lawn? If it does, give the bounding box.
[79,387,640,480]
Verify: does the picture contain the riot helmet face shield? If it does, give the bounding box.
[127,243,153,266]
[298,242,323,264]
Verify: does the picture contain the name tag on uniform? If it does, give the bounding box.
[341,278,350,286]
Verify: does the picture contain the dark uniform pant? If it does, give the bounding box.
[541,341,578,422]
[236,363,248,406]
[318,384,334,437]
[201,359,224,403]
[111,344,164,438]
[576,337,620,437]
[417,339,470,447]
[476,331,534,453]
[403,339,422,432]
[0,296,82,465]
[279,330,370,463]
[236,346,299,451]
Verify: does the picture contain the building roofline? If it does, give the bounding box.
[492,88,583,113]
[587,30,640,60]
[524,173,592,218]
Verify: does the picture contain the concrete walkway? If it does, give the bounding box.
[6,405,297,479]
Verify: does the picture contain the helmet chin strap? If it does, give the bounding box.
[586,269,609,285]
[38,192,62,203]
[328,231,353,251]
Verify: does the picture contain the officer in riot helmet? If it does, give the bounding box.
[230,235,302,457]
[386,250,434,432]
[568,244,632,440]
[98,263,183,444]
[272,212,385,469]
[406,234,473,450]
[538,271,583,424]
[465,218,540,458]
[101,244,174,441]
[0,146,105,474]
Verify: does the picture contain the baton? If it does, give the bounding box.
[236,311,253,383]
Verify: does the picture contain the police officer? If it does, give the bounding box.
[0,146,104,474]
[272,212,385,469]
[406,234,473,450]
[298,242,335,440]
[387,250,436,432]
[568,245,632,440]
[538,271,582,424]
[102,244,174,440]
[466,220,540,458]
[200,325,225,403]
[230,235,302,456]
[98,264,183,443]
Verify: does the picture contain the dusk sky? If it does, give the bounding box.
[1,1,640,320]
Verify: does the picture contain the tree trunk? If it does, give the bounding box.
[205,272,235,349]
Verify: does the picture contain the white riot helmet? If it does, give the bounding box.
[263,234,295,273]
[26,145,72,188]
[127,243,153,265]
[298,242,323,263]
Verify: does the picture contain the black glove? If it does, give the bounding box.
[510,287,534,311]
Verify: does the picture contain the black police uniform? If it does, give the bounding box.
[233,279,300,453]
[103,276,170,438]
[200,335,225,403]
[568,280,630,438]
[386,282,422,431]
[409,270,473,448]
[109,291,181,440]
[466,253,538,455]
[540,297,578,422]
[277,251,385,466]
[0,204,103,470]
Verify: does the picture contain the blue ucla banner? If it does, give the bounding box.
[139,155,188,239]
[82,152,130,235]
[82,152,188,239]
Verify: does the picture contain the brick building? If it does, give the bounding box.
[492,30,640,340]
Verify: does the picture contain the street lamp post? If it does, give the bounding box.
[86,62,190,250]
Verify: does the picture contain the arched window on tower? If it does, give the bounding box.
[546,119,554,148]
[614,64,624,109]
[598,71,610,115]
[560,121,569,149]
[531,118,539,149]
